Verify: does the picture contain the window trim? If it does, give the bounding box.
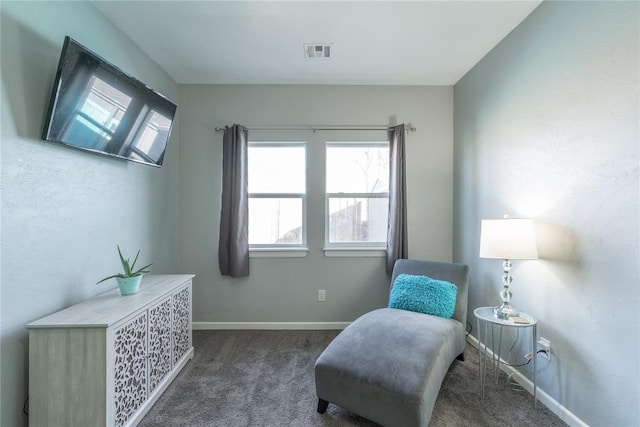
[249,247,309,258]
[324,141,390,249]
[247,141,307,250]
[322,247,386,258]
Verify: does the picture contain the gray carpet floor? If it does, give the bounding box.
[140,330,566,427]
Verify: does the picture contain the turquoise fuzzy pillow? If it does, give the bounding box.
[388,274,458,318]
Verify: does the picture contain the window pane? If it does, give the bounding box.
[65,116,112,149]
[65,76,132,151]
[82,76,132,132]
[249,198,303,245]
[131,110,171,162]
[326,145,389,193]
[249,145,305,193]
[328,197,388,243]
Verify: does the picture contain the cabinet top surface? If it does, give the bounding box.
[28,274,194,329]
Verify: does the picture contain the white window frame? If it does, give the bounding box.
[248,141,308,257]
[324,141,389,252]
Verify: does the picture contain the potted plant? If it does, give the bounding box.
[97,245,152,295]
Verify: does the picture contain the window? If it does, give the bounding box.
[325,142,389,248]
[128,109,173,164]
[248,143,306,249]
[64,75,132,150]
[61,70,172,165]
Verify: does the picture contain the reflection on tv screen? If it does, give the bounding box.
[42,37,176,167]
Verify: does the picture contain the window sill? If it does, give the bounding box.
[323,248,386,258]
[249,248,309,258]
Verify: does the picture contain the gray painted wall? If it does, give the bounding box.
[178,85,454,323]
[8,1,632,425]
[453,2,639,425]
[1,2,180,425]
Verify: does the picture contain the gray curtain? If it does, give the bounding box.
[218,124,250,277]
[386,124,408,274]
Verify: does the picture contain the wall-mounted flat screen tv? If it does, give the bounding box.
[42,36,177,167]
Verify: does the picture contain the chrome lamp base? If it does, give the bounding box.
[493,259,519,320]
[493,304,519,320]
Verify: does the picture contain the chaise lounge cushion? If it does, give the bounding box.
[314,259,469,427]
[315,308,464,427]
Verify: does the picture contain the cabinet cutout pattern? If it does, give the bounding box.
[148,297,172,394]
[173,286,191,365]
[114,312,148,427]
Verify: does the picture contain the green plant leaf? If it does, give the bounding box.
[131,263,152,276]
[97,246,152,284]
[130,249,140,270]
[96,274,120,284]
[117,245,132,276]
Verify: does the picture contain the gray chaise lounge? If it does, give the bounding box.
[314,259,469,427]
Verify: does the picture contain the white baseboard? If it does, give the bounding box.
[193,321,350,330]
[466,335,587,427]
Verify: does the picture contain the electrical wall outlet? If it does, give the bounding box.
[538,337,551,360]
[318,289,326,302]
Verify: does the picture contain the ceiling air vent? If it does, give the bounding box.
[304,43,332,59]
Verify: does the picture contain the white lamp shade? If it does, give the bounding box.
[479,218,539,260]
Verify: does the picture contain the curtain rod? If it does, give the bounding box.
[214,125,416,133]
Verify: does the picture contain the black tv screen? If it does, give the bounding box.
[42,36,176,167]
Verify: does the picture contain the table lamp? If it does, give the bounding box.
[479,216,538,320]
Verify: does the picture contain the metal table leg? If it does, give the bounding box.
[496,324,504,384]
[532,323,537,407]
[477,317,485,399]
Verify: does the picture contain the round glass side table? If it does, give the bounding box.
[473,306,538,406]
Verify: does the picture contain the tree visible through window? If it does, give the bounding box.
[325,142,389,247]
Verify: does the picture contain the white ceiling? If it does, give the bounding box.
[92,0,542,86]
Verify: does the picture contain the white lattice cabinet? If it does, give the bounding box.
[28,274,194,427]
